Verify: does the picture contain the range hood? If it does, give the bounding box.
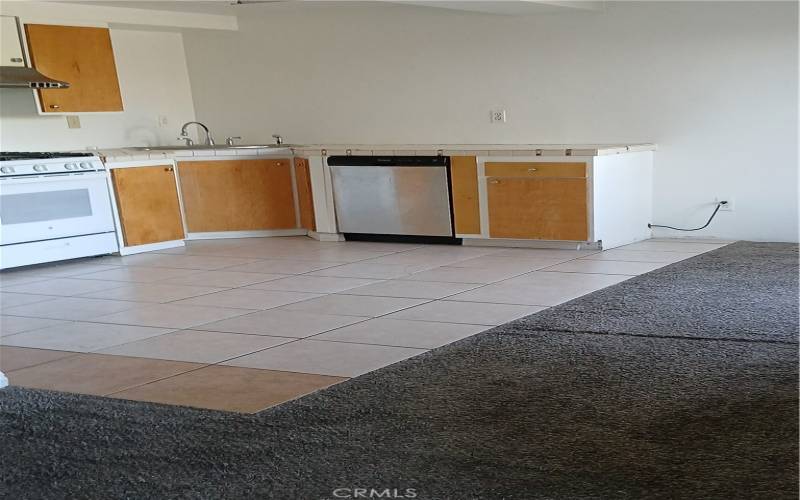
[0,16,69,89]
[0,66,69,89]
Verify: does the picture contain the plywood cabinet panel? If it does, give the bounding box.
[485,162,586,179]
[450,156,481,235]
[487,177,588,241]
[111,166,184,246]
[294,158,316,231]
[177,159,296,232]
[25,24,123,113]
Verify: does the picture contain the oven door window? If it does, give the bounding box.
[1,189,93,224]
[0,175,115,246]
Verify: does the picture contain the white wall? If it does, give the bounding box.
[182,1,798,242]
[0,28,196,151]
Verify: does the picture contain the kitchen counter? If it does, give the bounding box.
[98,142,656,255]
[97,143,655,163]
[293,143,656,157]
[98,146,292,163]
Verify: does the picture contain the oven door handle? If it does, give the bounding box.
[0,171,109,185]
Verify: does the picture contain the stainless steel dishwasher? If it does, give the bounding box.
[328,156,456,241]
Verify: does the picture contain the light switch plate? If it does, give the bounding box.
[66,115,81,129]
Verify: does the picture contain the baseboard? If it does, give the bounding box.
[462,238,602,250]
[308,231,345,242]
[186,229,308,240]
[118,239,185,256]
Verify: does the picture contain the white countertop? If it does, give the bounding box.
[98,143,656,163]
[99,146,292,163]
[293,143,657,157]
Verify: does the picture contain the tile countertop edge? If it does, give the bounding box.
[97,144,657,163]
[290,143,657,157]
[99,147,293,163]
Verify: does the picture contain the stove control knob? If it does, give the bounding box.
[33,164,48,172]
[0,166,14,174]
[79,162,91,170]
[64,163,77,170]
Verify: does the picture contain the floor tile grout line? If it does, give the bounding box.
[6,350,214,395]
[301,336,481,350]
[95,334,298,372]
[101,362,216,398]
[103,363,354,407]
[3,281,139,299]
[74,286,241,304]
[1,324,183,351]
[576,257,692,264]
[437,298,558,307]
[0,348,82,374]
[536,270,641,277]
[0,312,254,331]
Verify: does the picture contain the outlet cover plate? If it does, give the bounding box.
[66,115,81,129]
[490,109,507,123]
[716,196,734,211]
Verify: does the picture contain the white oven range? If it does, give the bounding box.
[0,152,118,269]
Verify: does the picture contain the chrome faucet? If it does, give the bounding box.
[179,121,215,146]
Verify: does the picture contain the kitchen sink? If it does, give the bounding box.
[130,144,295,151]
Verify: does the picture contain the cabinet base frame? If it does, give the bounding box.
[186,229,308,240]
[462,238,602,251]
[117,239,185,256]
[308,231,345,242]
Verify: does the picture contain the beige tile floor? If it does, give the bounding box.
[0,236,732,413]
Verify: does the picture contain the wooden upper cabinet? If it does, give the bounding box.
[111,166,185,247]
[178,159,297,233]
[25,24,123,113]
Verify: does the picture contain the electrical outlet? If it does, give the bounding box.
[157,115,169,127]
[715,196,734,211]
[490,109,507,124]
[65,115,81,129]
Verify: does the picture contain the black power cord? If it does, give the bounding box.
[648,201,728,232]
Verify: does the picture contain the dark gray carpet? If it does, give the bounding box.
[1,242,798,500]
[511,242,799,343]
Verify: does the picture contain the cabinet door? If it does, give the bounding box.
[178,159,296,232]
[25,24,123,113]
[487,177,588,241]
[1,17,25,66]
[111,166,184,247]
[450,156,481,235]
[294,158,316,231]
